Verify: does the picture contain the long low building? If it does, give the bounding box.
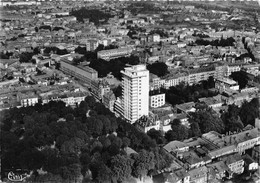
[151,63,243,89]
[41,91,89,106]
[97,47,133,61]
[60,59,98,85]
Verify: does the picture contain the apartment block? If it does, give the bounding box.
[17,93,38,107]
[149,92,165,108]
[215,77,239,92]
[60,59,98,85]
[86,39,99,51]
[121,65,149,123]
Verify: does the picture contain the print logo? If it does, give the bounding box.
[7,171,28,182]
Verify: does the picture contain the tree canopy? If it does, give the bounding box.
[195,37,235,47]
[70,8,113,25]
[89,55,140,79]
[0,96,173,182]
[189,106,225,134]
[230,71,249,89]
[147,62,168,77]
[161,77,217,106]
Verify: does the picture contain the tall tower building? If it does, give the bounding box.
[121,65,149,124]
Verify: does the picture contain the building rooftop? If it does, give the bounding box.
[242,154,256,166]
[135,112,159,128]
[183,151,204,166]
[164,140,188,153]
[0,59,18,66]
[188,166,207,179]
[223,153,243,165]
[175,102,195,113]
[208,145,237,159]
[223,127,259,145]
[216,77,237,85]
[207,160,230,174]
[124,64,147,72]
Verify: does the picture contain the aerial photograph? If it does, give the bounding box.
[0,0,260,182]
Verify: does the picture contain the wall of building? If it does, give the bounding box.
[60,60,98,85]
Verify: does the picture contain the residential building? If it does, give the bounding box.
[164,140,189,156]
[222,153,244,176]
[121,65,149,123]
[242,154,259,171]
[226,64,241,76]
[215,77,239,92]
[198,95,224,110]
[252,145,260,163]
[41,91,88,106]
[188,68,215,85]
[152,34,160,42]
[233,127,260,154]
[90,80,110,101]
[149,92,165,108]
[114,97,124,118]
[207,161,230,180]
[86,39,99,51]
[174,169,190,183]
[60,58,98,86]
[102,91,116,112]
[182,151,206,169]
[175,102,196,113]
[188,166,208,183]
[17,92,38,107]
[134,113,160,133]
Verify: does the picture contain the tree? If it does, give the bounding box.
[110,154,133,182]
[97,164,112,183]
[240,98,260,126]
[19,52,34,63]
[19,148,45,170]
[61,137,84,155]
[90,140,103,154]
[207,76,215,88]
[101,137,112,149]
[84,96,96,109]
[189,107,225,134]
[254,75,260,84]
[80,153,91,167]
[75,130,89,143]
[122,137,131,148]
[189,122,201,137]
[147,62,168,77]
[59,163,83,182]
[86,117,103,136]
[42,147,61,173]
[222,104,244,132]
[131,150,155,180]
[224,116,244,132]
[31,173,63,183]
[65,113,74,122]
[147,129,166,144]
[230,71,249,89]
[70,8,113,25]
[112,85,122,98]
[165,123,189,142]
[153,147,174,171]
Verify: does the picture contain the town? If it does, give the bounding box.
[0,0,260,183]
